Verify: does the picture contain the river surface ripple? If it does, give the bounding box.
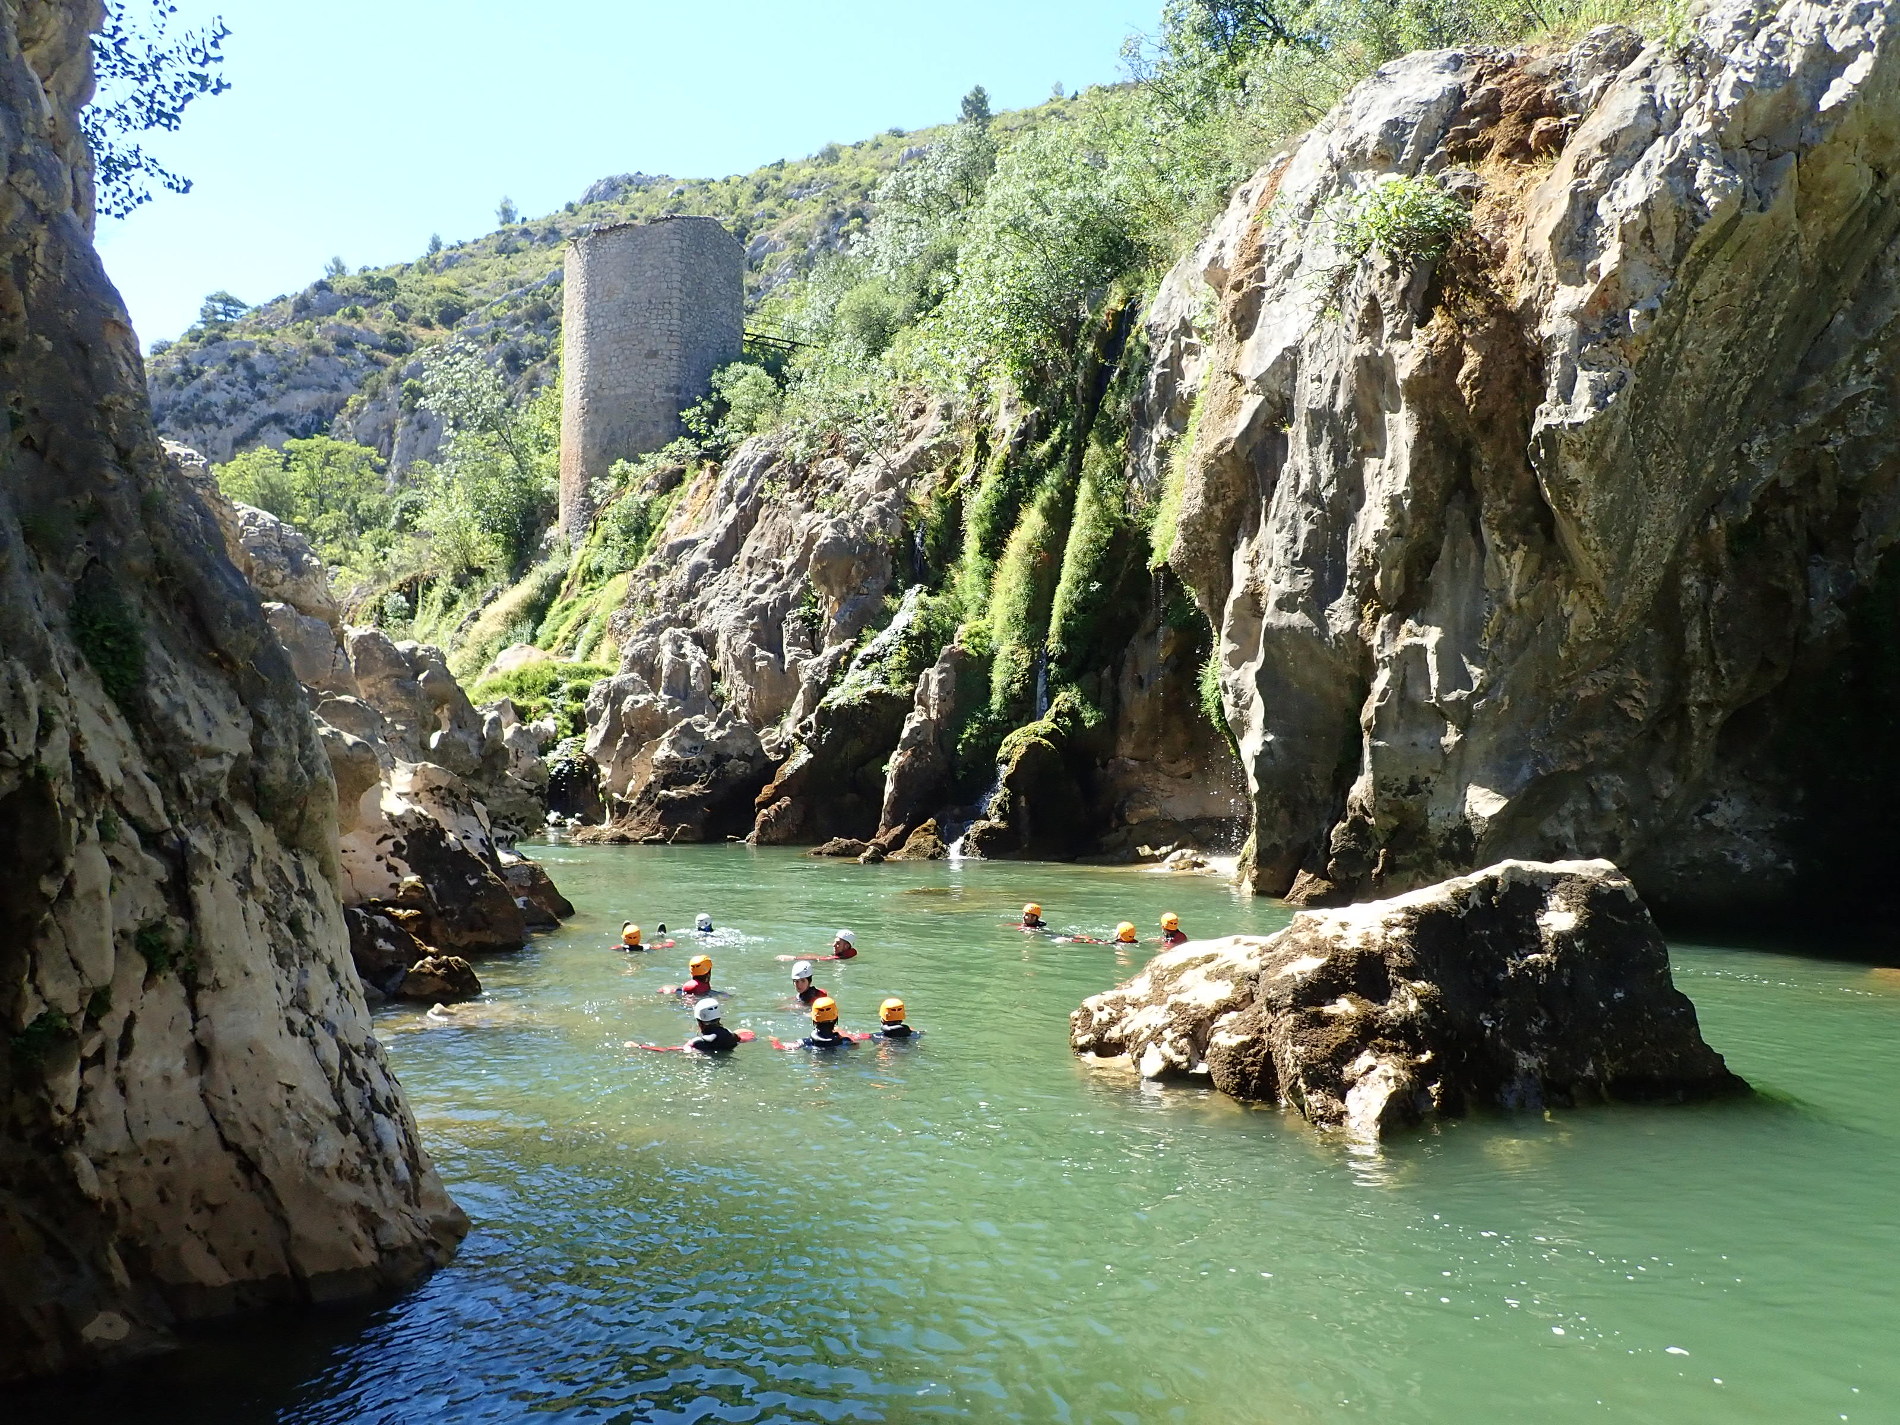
[30,843,1900,1423]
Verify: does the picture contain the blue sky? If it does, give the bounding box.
[94,0,1160,347]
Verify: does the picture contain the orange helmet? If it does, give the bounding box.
[811,996,839,1024]
[689,954,712,977]
[1160,912,1180,930]
[1115,922,1138,943]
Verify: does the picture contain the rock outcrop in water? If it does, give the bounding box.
[0,0,465,1381]
[1071,860,1743,1136]
[1152,1,1900,918]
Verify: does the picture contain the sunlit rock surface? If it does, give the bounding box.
[1072,860,1743,1137]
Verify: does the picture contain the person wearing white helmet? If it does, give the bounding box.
[695,912,714,934]
[685,998,740,1054]
[790,960,827,1006]
[830,929,858,960]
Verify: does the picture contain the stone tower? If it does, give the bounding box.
[559,217,744,541]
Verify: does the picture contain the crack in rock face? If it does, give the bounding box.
[1071,860,1745,1141]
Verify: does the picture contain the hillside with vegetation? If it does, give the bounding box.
[171,0,1685,786]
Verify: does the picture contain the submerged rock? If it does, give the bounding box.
[397,956,483,1004]
[1072,861,1744,1137]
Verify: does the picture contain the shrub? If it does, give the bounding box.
[1331,173,1470,267]
[467,660,613,738]
[70,576,145,711]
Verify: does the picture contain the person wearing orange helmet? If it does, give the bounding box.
[617,922,644,951]
[873,997,920,1041]
[1020,902,1048,930]
[1160,912,1187,948]
[674,953,715,997]
[798,996,852,1051]
[1114,921,1139,945]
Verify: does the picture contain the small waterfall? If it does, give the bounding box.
[1033,648,1049,717]
[946,764,1008,861]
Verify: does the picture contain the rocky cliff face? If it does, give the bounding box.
[0,0,467,1381]
[171,455,567,996]
[578,400,1245,857]
[1156,1,1900,920]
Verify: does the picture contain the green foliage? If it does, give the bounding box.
[683,363,783,454]
[415,345,560,578]
[70,577,145,711]
[84,0,231,217]
[1149,393,1202,570]
[448,555,570,681]
[1198,647,1227,734]
[497,196,519,226]
[467,661,613,739]
[1332,173,1470,267]
[135,922,192,980]
[9,1009,72,1069]
[215,435,391,573]
[198,290,248,327]
[1047,451,1137,682]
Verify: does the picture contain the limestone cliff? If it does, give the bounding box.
[579,400,1245,857]
[0,0,464,1382]
[1158,1,1900,919]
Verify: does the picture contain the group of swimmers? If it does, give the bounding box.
[612,914,915,1054]
[610,900,1191,1056]
[1018,903,1190,947]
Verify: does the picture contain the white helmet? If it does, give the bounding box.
[695,998,723,1023]
[696,913,713,931]
[835,929,855,944]
[791,960,815,980]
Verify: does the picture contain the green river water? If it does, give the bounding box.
[29,843,1900,1423]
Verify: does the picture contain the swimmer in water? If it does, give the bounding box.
[874,997,920,1040]
[830,929,858,960]
[790,960,827,1006]
[685,998,741,1054]
[798,996,850,1050]
[675,954,715,997]
[1160,912,1187,947]
[696,912,714,934]
[617,922,645,952]
[1020,902,1047,930]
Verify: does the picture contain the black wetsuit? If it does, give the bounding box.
[876,1024,917,1040]
[800,1030,850,1050]
[1022,917,1046,930]
[797,984,828,1006]
[686,1023,740,1054]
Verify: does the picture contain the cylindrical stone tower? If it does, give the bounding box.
[559,217,744,541]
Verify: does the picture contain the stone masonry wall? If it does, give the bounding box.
[558,217,743,540]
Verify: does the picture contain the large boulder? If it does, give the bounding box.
[750,683,912,845]
[228,502,340,627]
[581,713,770,843]
[0,4,463,1379]
[1072,860,1744,1138]
[960,695,1096,860]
